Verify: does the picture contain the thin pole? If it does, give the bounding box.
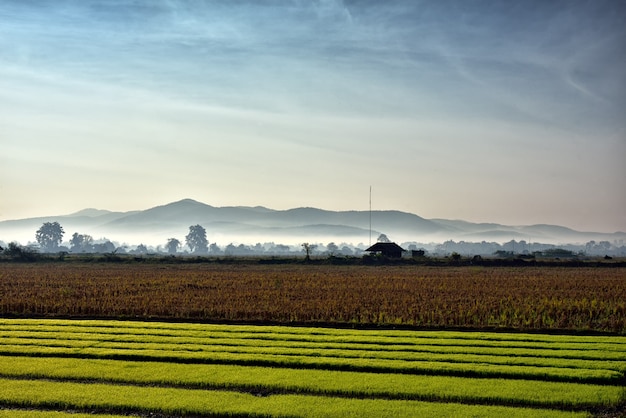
[369,186,372,246]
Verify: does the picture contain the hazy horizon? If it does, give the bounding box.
[2,197,626,233]
[1,197,625,251]
[2,1,625,233]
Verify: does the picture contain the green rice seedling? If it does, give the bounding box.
[0,342,622,383]
[0,330,626,373]
[2,320,625,367]
[0,356,622,409]
[4,326,626,357]
[0,378,592,418]
[0,318,623,416]
[3,319,626,352]
[2,334,625,377]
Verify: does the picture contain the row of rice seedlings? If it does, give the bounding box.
[4,329,626,362]
[3,318,625,350]
[0,342,621,384]
[1,320,624,381]
[0,356,622,410]
[0,377,591,418]
[4,319,626,357]
[4,332,623,366]
[3,335,624,377]
[3,336,624,378]
[3,328,625,375]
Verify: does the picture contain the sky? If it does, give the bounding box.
[1,0,625,233]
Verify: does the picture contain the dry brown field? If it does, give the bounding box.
[1,262,625,334]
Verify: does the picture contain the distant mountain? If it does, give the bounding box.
[1,198,624,247]
[69,208,115,217]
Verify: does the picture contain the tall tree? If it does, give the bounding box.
[185,225,208,254]
[35,222,64,252]
[165,238,181,254]
[301,242,317,261]
[70,233,93,252]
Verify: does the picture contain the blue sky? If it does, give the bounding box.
[1,0,625,232]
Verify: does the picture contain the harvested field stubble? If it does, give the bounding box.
[0,263,625,333]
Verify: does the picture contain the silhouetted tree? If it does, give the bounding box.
[35,222,64,252]
[302,243,317,261]
[92,241,116,253]
[224,243,237,255]
[4,242,21,257]
[340,246,353,256]
[165,238,181,254]
[2,242,38,261]
[185,225,208,254]
[70,233,93,252]
[377,234,391,243]
[326,242,338,256]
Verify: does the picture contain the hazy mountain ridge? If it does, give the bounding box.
[0,198,624,247]
[69,208,116,217]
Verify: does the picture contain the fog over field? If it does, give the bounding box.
[1,1,625,235]
[1,199,624,255]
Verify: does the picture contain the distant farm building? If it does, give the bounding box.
[365,242,406,258]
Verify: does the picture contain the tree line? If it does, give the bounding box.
[2,223,333,258]
[1,222,211,255]
[1,221,624,259]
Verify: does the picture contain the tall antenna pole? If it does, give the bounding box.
[369,186,372,246]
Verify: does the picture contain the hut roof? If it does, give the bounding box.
[365,242,406,253]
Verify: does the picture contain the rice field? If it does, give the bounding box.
[1,263,625,333]
[1,262,624,416]
[0,319,624,417]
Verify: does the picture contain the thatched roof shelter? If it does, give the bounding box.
[365,242,405,258]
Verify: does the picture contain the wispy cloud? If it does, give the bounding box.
[1,0,624,231]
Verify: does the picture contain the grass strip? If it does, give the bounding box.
[0,377,591,418]
[0,356,622,409]
[0,343,621,384]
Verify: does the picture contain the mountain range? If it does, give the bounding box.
[1,198,624,247]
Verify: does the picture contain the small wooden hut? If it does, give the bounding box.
[365,242,405,258]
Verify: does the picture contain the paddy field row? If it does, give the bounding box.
[0,319,624,417]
